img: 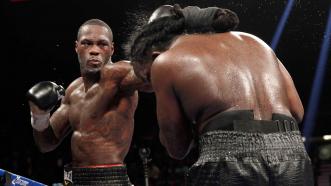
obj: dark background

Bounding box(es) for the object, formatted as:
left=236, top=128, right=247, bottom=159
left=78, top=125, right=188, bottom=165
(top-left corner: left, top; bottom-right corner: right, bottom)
left=2, top=0, right=331, bottom=185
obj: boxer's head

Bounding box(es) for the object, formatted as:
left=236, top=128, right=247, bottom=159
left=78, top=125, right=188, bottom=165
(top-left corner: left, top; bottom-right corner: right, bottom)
left=126, top=4, right=239, bottom=82
left=75, top=19, right=114, bottom=77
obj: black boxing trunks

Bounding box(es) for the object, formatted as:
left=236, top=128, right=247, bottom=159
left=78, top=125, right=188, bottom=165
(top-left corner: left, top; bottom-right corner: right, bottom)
left=186, top=110, right=314, bottom=186
left=64, top=164, right=132, bottom=186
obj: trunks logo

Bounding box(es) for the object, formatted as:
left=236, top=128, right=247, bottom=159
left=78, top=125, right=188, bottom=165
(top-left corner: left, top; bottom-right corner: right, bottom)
left=11, top=176, right=29, bottom=186
left=64, top=170, right=72, bottom=185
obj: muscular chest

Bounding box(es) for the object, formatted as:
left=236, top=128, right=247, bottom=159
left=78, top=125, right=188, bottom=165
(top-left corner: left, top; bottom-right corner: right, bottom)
left=67, top=83, right=134, bottom=130
left=68, top=85, right=104, bottom=128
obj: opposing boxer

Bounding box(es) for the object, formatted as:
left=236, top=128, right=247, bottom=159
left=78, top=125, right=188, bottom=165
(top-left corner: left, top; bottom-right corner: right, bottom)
left=126, top=5, right=314, bottom=185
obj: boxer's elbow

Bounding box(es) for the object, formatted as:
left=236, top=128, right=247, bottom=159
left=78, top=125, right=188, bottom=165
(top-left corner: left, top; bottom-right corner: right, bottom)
left=160, top=136, right=189, bottom=160
left=35, top=139, right=59, bottom=153
left=33, top=131, right=60, bottom=153
left=166, top=145, right=189, bottom=160
left=291, top=106, right=304, bottom=124
left=38, top=144, right=57, bottom=153
left=168, top=151, right=186, bottom=160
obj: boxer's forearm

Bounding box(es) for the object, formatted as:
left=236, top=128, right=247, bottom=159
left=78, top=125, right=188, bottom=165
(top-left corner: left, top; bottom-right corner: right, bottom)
left=120, top=69, right=153, bottom=92
left=33, top=126, right=60, bottom=153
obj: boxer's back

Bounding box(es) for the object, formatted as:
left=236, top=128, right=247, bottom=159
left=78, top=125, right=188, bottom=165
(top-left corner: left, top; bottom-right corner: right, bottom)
left=155, top=31, right=298, bottom=132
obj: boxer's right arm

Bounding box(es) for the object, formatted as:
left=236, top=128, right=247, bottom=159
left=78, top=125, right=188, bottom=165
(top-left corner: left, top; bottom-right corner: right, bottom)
left=27, top=81, right=74, bottom=153
left=103, top=61, right=153, bottom=92
left=278, top=59, right=304, bottom=123
left=31, top=99, right=71, bottom=153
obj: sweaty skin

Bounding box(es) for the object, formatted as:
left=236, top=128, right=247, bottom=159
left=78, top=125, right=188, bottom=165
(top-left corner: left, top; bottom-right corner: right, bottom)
left=148, top=31, right=303, bottom=159
left=53, top=61, right=138, bottom=166
left=31, top=23, right=144, bottom=167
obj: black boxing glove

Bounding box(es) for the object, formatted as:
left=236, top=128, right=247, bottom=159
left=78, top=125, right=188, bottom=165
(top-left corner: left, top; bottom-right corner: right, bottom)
left=27, top=81, right=65, bottom=111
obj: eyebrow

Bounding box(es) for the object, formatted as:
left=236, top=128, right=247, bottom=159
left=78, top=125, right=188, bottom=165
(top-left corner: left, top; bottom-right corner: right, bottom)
left=80, top=39, right=110, bottom=43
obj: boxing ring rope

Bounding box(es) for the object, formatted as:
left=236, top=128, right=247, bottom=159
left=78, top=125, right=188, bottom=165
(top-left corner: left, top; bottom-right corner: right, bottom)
left=0, top=169, right=46, bottom=186
left=303, top=5, right=331, bottom=151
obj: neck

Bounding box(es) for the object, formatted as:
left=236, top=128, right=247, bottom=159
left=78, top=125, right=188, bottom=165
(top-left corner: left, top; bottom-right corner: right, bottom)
left=82, top=73, right=100, bottom=91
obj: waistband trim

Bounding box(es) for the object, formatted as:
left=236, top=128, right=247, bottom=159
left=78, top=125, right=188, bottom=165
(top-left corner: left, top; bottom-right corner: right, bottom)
left=75, top=164, right=124, bottom=169
left=201, top=110, right=299, bottom=134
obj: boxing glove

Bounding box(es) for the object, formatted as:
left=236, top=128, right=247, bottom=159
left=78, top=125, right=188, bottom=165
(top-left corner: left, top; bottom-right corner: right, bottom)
left=27, top=81, right=65, bottom=111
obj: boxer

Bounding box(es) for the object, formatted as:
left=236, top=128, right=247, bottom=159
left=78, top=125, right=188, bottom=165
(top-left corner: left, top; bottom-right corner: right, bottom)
left=126, top=5, right=314, bottom=185
left=27, top=19, right=148, bottom=185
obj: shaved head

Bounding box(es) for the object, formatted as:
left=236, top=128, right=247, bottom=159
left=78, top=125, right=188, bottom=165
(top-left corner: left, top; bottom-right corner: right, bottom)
left=77, top=19, right=113, bottom=41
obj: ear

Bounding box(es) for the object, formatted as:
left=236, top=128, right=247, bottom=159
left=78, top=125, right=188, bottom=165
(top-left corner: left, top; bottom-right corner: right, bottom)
left=152, top=51, right=161, bottom=61
left=75, top=41, right=78, bottom=53
left=110, top=42, right=115, bottom=56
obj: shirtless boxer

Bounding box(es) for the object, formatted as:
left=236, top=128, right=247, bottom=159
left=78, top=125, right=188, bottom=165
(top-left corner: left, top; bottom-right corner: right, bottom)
left=126, top=5, right=314, bottom=186
left=27, top=19, right=147, bottom=185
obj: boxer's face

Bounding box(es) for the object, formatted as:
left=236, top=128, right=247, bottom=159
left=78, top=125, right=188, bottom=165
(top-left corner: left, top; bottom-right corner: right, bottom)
left=75, top=25, right=114, bottom=76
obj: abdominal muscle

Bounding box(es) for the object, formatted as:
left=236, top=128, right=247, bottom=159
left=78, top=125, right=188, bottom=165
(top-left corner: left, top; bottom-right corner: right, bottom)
left=70, top=127, right=131, bottom=167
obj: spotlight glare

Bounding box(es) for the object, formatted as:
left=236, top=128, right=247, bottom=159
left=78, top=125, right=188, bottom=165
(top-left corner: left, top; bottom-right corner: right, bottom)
left=323, top=135, right=331, bottom=141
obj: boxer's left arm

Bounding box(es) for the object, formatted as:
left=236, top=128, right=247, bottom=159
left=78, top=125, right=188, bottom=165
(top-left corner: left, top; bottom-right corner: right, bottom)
left=112, top=61, right=153, bottom=92
left=151, top=60, right=193, bottom=160
left=32, top=97, right=71, bottom=153
left=30, top=80, right=78, bottom=153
